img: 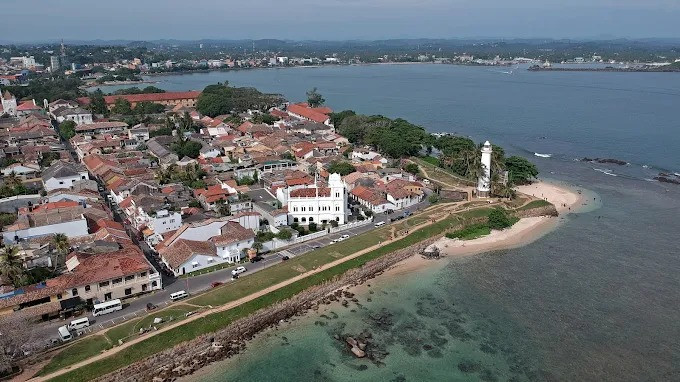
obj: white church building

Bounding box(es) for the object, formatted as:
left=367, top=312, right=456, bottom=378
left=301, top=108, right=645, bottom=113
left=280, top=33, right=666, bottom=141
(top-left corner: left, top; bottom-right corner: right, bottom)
left=282, top=173, right=348, bottom=225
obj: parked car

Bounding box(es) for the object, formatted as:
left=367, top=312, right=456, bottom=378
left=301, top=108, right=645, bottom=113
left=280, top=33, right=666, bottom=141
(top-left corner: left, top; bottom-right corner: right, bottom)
left=281, top=255, right=290, bottom=261
left=211, top=281, right=224, bottom=288
left=375, top=221, right=386, bottom=227
left=310, top=244, right=321, bottom=249
left=146, top=303, right=157, bottom=311
left=231, top=266, right=247, bottom=276
left=337, top=234, right=350, bottom=242
left=250, top=256, right=263, bottom=263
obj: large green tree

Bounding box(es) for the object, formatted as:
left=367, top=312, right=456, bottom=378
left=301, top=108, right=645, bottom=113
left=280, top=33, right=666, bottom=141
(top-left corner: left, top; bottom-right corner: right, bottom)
left=327, top=161, right=356, bottom=176
left=196, top=82, right=283, bottom=118
left=111, top=98, right=133, bottom=115
left=88, top=89, right=109, bottom=115
left=58, top=120, right=76, bottom=140
left=505, top=156, right=539, bottom=185
left=0, top=246, right=24, bottom=287
left=306, top=87, right=325, bottom=107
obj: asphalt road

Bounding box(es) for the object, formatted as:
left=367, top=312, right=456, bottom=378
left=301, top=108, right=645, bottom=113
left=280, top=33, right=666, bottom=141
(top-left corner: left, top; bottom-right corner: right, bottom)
left=33, top=196, right=429, bottom=346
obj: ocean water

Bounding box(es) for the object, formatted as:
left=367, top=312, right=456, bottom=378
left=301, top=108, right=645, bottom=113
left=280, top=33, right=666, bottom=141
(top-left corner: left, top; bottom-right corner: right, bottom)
left=100, top=65, right=680, bottom=381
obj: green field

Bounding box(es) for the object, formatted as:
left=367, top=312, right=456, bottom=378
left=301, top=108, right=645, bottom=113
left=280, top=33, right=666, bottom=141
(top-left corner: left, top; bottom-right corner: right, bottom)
left=39, top=336, right=112, bottom=376
left=446, top=223, right=491, bottom=240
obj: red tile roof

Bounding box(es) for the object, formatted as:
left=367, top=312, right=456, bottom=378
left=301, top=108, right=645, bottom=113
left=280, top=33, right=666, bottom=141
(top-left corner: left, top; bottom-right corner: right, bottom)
left=77, top=91, right=201, bottom=106
left=287, top=103, right=331, bottom=124
left=290, top=187, right=330, bottom=198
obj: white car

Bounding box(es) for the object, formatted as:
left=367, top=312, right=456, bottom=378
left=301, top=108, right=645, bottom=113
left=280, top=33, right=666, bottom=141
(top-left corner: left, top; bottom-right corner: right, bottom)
left=231, top=266, right=247, bottom=276
left=337, top=234, right=351, bottom=241
left=375, top=221, right=386, bottom=227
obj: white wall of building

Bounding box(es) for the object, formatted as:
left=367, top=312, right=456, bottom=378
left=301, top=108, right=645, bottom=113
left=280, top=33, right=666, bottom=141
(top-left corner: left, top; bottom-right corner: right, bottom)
left=44, top=172, right=90, bottom=192
left=3, top=218, right=89, bottom=244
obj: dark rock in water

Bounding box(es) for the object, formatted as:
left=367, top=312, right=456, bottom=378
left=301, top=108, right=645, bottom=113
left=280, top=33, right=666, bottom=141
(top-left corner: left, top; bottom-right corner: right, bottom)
left=581, top=157, right=628, bottom=165
left=655, top=176, right=680, bottom=185
left=423, top=344, right=433, bottom=350
left=458, top=360, right=482, bottom=373
left=427, top=348, right=443, bottom=358
left=367, top=298, right=372, bottom=302
left=358, top=364, right=368, bottom=371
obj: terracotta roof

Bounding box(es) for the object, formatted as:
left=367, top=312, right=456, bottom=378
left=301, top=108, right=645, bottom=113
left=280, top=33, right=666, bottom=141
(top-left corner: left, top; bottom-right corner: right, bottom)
left=17, top=101, right=41, bottom=111
left=287, top=103, right=331, bottom=124
left=290, top=187, right=331, bottom=198
left=210, top=221, right=255, bottom=246
left=77, top=91, right=201, bottom=106
left=159, top=239, right=217, bottom=269
left=31, top=200, right=80, bottom=212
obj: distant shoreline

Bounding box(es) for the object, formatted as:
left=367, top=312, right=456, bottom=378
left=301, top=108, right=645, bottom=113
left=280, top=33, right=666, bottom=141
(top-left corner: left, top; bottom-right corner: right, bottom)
left=528, top=66, right=680, bottom=73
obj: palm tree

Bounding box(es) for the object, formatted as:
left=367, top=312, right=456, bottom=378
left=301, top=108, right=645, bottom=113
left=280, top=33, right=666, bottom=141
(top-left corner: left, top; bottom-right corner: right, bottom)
left=0, top=246, right=24, bottom=287
left=251, top=242, right=263, bottom=254
left=51, top=234, right=70, bottom=271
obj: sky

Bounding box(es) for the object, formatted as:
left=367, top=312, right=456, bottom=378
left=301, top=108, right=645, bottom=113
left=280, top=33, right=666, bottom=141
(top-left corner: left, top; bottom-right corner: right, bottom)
left=2, top=0, right=680, bottom=42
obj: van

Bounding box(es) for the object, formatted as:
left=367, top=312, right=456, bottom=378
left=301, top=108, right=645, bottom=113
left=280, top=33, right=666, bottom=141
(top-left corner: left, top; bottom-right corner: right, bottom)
left=374, top=221, right=386, bottom=227
left=58, top=325, right=72, bottom=342
left=170, top=290, right=188, bottom=301
left=68, top=317, right=90, bottom=331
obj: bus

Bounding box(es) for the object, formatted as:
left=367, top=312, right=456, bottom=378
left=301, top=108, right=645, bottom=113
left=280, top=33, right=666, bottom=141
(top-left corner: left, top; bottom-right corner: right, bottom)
left=92, top=299, right=123, bottom=317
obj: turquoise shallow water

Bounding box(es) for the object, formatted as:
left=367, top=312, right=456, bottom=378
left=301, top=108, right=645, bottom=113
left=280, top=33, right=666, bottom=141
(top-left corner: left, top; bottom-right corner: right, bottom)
left=102, top=65, right=680, bottom=381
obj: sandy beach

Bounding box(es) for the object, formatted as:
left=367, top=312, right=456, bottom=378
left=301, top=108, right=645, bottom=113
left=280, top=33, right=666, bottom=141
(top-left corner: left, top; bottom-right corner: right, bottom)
left=384, top=180, right=586, bottom=276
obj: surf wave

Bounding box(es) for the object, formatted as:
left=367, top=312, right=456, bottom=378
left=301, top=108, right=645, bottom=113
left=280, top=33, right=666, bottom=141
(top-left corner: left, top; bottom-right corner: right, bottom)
left=534, top=153, right=552, bottom=158
left=593, top=168, right=617, bottom=177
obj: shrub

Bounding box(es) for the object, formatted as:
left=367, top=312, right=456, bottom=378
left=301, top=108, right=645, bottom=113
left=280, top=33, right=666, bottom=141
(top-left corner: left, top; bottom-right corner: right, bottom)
left=487, top=208, right=512, bottom=230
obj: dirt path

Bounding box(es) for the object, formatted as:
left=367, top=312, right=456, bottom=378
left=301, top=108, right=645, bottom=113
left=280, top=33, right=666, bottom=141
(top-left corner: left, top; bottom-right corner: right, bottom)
left=31, top=204, right=460, bottom=382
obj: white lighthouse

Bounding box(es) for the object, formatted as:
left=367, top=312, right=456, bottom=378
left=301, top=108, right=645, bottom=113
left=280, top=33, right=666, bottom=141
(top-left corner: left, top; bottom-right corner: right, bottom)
left=477, top=141, right=492, bottom=198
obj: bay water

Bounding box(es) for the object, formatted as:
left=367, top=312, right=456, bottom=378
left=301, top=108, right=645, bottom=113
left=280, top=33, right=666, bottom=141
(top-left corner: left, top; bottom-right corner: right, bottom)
left=100, top=65, right=680, bottom=381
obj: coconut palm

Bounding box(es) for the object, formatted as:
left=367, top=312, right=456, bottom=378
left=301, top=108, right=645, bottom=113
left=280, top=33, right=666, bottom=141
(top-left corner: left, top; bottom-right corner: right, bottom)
left=51, top=234, right=70, bottom=271
left=0, top=246, right=24, bottom=287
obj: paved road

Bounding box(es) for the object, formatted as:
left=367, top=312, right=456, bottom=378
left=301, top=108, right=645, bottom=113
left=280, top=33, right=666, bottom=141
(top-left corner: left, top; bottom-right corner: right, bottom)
left=34, top=196, right=429, bottom=345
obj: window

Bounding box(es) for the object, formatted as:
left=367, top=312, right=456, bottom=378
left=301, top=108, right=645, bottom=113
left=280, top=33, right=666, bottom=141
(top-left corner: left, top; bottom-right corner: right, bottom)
left=336, top=193, right=340, bottom=197
left=293, top=207, right=298, bottom=212
left=309, top=217, right=314, bottom=222
left=140, top=272, right=147, bottom=277
left=99, top=281, right=110, bottom=288
left=125, top=288, right=132, bottom=296
left=192, top=263, right=199, bottom=269
left=72, top=288, right=78, bottom=296
left=302, top=217, right=307, bottom=222
left=309, top=206, right=313, bottom=211
left=301, top=207, right=306, bottom=212
left=336, top=206, right=340, bottom=211
left=57, top=293, right=62, bottom=300
left=125, top=275, right=135, bottom=282
left=85, top=285, right=91, bottom=292
left=112, top=278, right=122, bottom=285
left=59, top=181, right=64, bottom=185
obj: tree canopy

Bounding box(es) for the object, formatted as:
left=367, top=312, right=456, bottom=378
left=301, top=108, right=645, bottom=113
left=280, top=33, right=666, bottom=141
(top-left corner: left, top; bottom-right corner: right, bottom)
left=88, top=89, right=108, bottom=115
left=58, top=120, right=76, bottom=140
left=171, top=140, right=203, bottom=159
left=306, top=87, right=325, bottom=107
left=327, top=161, right=356, bottom=176
left=505, top=156, right=539, bottom=185
left=196, top=82, right=284, bottom=117
left=335, top=112, right=433, bottom=158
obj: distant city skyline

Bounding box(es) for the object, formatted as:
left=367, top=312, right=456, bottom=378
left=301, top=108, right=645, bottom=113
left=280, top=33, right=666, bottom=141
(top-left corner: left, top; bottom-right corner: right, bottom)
left=2, top=0, right=680, bottom=43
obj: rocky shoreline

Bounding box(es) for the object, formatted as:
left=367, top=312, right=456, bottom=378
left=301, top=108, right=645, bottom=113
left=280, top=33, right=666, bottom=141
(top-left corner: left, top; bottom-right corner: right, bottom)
left=83, top=207, right=555, bottom=382
left=93, top=237, right=443, bottom=382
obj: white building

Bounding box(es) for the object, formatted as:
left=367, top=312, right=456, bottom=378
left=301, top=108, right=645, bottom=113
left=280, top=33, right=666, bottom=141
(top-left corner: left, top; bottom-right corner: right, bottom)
left=2, top=209, right=89, bottom=244
left=53, top=107, right=93, bottom=125
left=477, top=141, right=492, bottom=198
left=1, top=90, right=17, bottom=116
left=285, top=173, right=348, bottom=225
left=158, top=220, right=255, bottom=275
left=42, top=161, right=90, bottom=192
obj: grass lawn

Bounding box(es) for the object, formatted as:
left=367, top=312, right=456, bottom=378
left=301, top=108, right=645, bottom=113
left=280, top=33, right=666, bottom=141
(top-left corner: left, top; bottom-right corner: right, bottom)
left=106, top=305, right=198, bottom=344
left=411, top=157, right=475, bottom=187
left=446, top=224, right=491, bottom=240
left=38, top=336, right=112, bottom=376
left=518, top=199, right=552, bottom=210
left=47, top=215, right=464, bottom=382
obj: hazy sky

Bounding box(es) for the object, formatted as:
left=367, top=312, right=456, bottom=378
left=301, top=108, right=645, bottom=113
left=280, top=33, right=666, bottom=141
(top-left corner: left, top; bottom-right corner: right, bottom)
left=2, top=0, right=680, bottom=42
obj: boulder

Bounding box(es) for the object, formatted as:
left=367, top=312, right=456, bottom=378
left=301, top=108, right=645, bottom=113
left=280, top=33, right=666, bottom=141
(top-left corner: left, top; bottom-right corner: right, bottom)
left=351, top=346, right=366, bottom=358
